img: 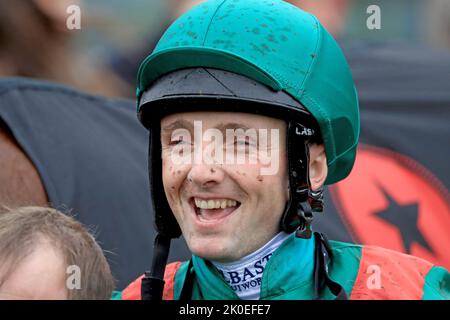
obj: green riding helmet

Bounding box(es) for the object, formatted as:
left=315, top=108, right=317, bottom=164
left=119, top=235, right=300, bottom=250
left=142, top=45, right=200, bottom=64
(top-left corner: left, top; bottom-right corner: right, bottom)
left=137, top=0, right=360, bottom=300
left=138, top=0, right=360, bottom=185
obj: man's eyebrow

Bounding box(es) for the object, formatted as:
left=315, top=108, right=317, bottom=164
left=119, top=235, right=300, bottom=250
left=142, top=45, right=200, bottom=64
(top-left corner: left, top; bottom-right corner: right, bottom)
left=215, top=122, right=253, bottom=132
left=162, top=120, right=253, bottom=133
left=161, top=119, right=194, bottom=132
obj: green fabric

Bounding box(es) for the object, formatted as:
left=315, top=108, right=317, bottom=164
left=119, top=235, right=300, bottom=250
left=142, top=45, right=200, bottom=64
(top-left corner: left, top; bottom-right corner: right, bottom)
left=324, top=241, right=363, bottom=299
left=111, top=290, right=122, bottom=300
left=172, top=233, right=362, bottom=300
left=136, top=0, right=360, bottom=185
left=114, top=240, right=450, bottom=300
left=173, top=260, right=191, bottom=300
left=422, top=266, right=450, bottom=300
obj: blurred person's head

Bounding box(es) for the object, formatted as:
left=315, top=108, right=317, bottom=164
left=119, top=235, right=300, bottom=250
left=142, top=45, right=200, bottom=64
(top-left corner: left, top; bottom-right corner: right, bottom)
left=287, top=0, right=350, bottom=36
left=0, top=0, right=130, bottom=97
left=0, top=206, right=114, bottom=300
left=168, top=0, right=207, bottom=20
left=0, top=0, right=76, bottom=77
left=167, top=0, right=349, bottom=36
left=426, top=0, right=450, bottom=50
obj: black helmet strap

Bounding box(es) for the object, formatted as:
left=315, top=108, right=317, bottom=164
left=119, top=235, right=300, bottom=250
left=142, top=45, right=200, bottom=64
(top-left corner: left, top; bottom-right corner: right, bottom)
left=280, top=121, right=324, bottom=238
left=141, top=234, right=171, bottom=300
left=149, top=126, right=182, bottom=238
left=141, top=126, right=179, bottom=300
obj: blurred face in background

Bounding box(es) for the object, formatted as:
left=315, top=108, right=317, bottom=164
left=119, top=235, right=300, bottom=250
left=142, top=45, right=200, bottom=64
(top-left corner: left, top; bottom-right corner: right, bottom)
left=287, top=0, right=349, bottom=36
left=0, top=237, right=67, bottom=300
left=169, top=0, right=206, bottom=19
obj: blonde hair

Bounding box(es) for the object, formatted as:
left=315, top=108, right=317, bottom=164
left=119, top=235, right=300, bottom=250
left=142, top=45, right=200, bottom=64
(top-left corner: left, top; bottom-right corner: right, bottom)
left=0, top=206, right=115, bottom=299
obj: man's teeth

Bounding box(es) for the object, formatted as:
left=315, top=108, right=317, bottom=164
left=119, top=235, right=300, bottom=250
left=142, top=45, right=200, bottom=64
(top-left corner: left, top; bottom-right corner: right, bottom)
left=194, top=199, right=238, bottom=209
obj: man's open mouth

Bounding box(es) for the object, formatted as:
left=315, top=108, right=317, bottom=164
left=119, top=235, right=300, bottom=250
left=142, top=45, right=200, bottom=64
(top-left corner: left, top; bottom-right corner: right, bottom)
left=191, top=197, right=241, bottom=222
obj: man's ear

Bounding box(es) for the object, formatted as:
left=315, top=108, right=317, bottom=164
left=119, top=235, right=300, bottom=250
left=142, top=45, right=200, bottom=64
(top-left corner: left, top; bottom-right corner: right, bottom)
left=308, top=143, right=328, bottom=191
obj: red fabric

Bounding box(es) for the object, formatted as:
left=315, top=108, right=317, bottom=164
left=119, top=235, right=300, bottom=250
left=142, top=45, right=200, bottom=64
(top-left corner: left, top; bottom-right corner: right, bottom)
left=122, top=261, right=182, bottom=300
left=350, top=246, right=433, bottom=300
left=122, top=274, right=144, bottom=300
left=163, top=261, right=182, bottom=300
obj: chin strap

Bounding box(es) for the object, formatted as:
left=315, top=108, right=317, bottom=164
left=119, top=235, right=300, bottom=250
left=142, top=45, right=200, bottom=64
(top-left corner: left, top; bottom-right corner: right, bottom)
left=296, top=200, right=314, bottom=239
left=141, top=234, right=171, bottom=300
left=284, top=121, right=324, bottom=239
left=287, top=123, right=345, bottom=298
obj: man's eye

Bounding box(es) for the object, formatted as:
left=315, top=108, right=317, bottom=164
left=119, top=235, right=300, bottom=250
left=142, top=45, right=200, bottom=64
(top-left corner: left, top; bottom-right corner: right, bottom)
left=169, top=139, right=187, bottom=145
left=235, top=138, right=257, bottom=147
left=235, top=139, right=250, bottom=146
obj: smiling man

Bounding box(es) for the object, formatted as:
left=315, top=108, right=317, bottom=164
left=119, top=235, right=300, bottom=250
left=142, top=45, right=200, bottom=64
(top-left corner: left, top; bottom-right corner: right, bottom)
left=119, top=0, right=449, bottom=300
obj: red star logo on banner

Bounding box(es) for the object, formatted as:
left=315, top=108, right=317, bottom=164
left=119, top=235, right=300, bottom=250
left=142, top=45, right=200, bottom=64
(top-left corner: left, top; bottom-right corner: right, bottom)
left=330, top=144, right=450, bottom=269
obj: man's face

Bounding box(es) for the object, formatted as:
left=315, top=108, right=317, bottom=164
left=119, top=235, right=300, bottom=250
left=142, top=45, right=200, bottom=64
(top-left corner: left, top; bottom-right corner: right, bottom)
left=161, top=111, right=288, bottom=262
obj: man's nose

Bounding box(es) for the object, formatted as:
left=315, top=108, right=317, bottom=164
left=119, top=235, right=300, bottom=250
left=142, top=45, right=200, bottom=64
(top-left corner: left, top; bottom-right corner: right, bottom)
left=187, top=164, right=225, bottom=188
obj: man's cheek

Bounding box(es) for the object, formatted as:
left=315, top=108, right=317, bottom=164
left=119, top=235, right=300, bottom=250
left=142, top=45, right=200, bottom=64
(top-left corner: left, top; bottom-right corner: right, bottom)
left=167, top=191, right=178, bottom=204
left=162, top=169, right=177, bottom=203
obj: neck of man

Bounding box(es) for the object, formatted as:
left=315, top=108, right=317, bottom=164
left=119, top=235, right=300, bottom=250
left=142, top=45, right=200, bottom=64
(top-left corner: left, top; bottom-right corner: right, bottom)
left=211, top=231, right=292, bottom=300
